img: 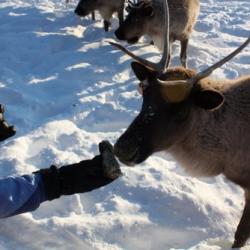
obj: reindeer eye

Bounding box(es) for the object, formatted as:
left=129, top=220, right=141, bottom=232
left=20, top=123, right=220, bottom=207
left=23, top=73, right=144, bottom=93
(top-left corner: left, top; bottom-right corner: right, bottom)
left=137, top=82, right=144, bottom=95
left=137, top=80, right=149, bottom=95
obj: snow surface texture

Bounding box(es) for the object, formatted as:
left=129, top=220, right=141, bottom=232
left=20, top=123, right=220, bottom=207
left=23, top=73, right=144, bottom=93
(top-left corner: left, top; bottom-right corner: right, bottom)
left=0, top=0, right=249, bottom=249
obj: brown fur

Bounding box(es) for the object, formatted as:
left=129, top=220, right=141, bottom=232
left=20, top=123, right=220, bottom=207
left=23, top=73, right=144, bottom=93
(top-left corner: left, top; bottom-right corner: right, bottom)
left=169, top=74, right=250, bottom=247
left=170, top=75, right=250, bottom=182
left=114, top=64, right=250, bottom=248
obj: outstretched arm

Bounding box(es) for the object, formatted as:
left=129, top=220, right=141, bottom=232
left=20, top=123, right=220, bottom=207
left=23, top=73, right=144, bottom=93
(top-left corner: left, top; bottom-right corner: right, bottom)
left=0, top=105, right=121, bottom=218
left=0, top=141, right=121, bottom=218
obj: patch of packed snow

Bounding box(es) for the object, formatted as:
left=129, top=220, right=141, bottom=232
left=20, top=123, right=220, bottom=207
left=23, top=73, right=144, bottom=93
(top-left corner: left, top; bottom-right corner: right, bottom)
left=0, top=0, right=249, bottom=249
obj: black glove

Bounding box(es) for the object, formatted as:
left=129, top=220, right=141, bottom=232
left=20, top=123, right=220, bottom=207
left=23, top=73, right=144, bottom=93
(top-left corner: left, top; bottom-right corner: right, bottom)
left=0, top=104, right=16, bottom=142
left=38, top=141, right=122, bottom=201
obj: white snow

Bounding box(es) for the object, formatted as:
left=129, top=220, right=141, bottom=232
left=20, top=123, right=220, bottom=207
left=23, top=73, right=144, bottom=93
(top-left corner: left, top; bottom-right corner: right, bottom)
left=0, top=0, right=249, bottom=249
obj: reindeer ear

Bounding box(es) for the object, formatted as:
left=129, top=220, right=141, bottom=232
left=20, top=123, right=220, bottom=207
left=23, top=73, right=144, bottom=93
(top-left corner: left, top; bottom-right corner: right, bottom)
left=194, top=89, right=224, bottom=110
left=131, top=61, right=150, bottom=81
left=143, top=6, right=154, bottom=17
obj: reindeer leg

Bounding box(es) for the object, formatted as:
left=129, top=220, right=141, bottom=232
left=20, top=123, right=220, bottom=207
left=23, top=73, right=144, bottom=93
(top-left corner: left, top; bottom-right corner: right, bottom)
left=102, top=10, right=112, bottom=32
left=91, top=11, right=95, bottom=21
left=166, top=42, right=172, bottom=67
left=104, top=20, right=110, bottom=32
left=232, top=189, right=250, bottom=248
left=180, top=38, right=188, bottom=68
left=118, top=3, right=124, bottom=25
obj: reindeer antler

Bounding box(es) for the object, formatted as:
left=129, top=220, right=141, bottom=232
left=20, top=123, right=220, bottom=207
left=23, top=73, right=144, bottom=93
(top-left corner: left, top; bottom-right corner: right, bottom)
left=188, top=37, right=250, bottom=84
left=158, top=36, right=250, bottom=103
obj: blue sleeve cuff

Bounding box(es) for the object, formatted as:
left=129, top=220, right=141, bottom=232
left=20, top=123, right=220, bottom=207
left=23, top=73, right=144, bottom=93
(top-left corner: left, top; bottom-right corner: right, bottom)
left=0, top=173, right=47, bottom=218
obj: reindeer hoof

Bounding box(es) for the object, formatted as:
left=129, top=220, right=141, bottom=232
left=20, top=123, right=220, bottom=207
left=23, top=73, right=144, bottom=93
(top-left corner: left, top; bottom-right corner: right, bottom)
left=104, top=20, right=110, bottom=32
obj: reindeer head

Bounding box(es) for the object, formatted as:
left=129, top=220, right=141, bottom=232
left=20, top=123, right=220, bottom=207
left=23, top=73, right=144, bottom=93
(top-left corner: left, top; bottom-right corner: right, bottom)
left=115, top=0, right=154, bottom=44
left=111, top=0, right=250, bottom=166
left=114, top=64, right=227, bottom=165
left=75, top=0, right=98, bottom=17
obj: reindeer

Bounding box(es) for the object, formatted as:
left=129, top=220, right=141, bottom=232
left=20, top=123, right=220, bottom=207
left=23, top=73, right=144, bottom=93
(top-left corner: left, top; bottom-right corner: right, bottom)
left=115, top=0, right=200, bottom=68
left=110, top=0, right=250, bottom=247
left=66, top=0, right=95, bottom=21
left=74, top=0, right=125, bottom=32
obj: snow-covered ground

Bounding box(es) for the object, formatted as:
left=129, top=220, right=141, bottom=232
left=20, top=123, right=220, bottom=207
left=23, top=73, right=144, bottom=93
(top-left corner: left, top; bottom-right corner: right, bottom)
left=0, top=0, right=249, bottom=249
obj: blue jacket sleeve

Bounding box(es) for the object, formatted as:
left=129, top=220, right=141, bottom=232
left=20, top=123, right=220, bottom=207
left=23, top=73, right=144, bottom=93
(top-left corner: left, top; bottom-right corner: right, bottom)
left=0, top=173, right=47, bottom=218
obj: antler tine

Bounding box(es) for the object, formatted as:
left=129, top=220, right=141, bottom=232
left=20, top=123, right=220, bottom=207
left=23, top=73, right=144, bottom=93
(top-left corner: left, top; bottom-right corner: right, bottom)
left=109, top=0, right=170, bottom=73
left=189, top=36, right=250, bottom=84
left=109, top=41, right=163, bottom=71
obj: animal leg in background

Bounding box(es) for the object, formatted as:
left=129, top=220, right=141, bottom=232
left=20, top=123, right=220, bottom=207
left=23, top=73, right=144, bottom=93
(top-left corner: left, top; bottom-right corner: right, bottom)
left=104, top=20, right=111, bottom=32
left=118, top=2, right=124, bottom=25
left=101, top=9, right=113, bottom=32
left=166, top=40, right=173, bottom=68
left=91, top=11, right=95, bottom=20
left=180, top=38, right=188, bottom=68
left=233, top=189, right=250, bottom=248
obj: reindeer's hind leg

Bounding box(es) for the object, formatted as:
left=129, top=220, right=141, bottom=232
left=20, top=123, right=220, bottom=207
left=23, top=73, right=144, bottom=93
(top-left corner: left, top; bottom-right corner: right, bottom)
left=118, top=2, right=124, bottom=25
left=166, top=42, right=172, bottom=67
left=180, top=38, right=188, bottom=68
left=232, top=189, right=250, bottom=248
left=102, top=10, right=113, bottom=32
left=91, top=11, right=95, bottom=21
left=104, top=20, right=111, bottom=32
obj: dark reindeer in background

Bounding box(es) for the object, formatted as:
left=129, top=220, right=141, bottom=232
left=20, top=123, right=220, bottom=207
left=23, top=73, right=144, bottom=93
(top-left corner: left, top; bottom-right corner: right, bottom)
left=74, top=0, right=125, bottom=31
left=115, top=0, right=200, bottom=68
left=66, top=0, right=95, bottom=20
left=110, top=0, right=250, bottom=247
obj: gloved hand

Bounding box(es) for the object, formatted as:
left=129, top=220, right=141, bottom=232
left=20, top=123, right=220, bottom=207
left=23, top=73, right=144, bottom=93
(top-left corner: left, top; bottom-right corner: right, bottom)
left=0, top=104, right=16, bottom=142
left=38, top=141, right=122, bottom=201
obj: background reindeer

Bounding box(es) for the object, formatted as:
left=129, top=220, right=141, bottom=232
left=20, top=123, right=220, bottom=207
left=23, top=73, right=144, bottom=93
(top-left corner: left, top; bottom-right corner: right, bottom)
left=110, top=0, right=250, bottom=247
left=66, top=0, right=95, bottom=20
left=74, top=0, right=125, bottom=31
left=115, top=0, right=200, bottom=68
